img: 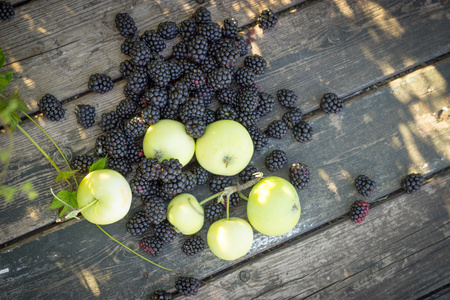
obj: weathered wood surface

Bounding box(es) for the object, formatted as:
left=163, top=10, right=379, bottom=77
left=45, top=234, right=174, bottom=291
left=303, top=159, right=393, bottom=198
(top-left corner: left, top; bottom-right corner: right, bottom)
left=0, top=0, right=306, bottom=112
left=1, top=0, right=449, bottom=244
left=1, top=56, right=449, bottom=299
left=188, top=171, right=450, bottom=300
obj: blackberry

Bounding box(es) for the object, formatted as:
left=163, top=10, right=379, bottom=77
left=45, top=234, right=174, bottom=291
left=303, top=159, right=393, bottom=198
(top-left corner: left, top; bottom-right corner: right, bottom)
left=191, top=86, right=214, bottom=106
left=235, top=67, right=256, bottom=87
left=289, top=163, right=310, bottom=189
left=130, top=171, right=151, bottom=197
left=167, top=81, right=189, bottom=110
left=179, top=19, right=196, bottom=41
left=75, top=105, right=96, bottom=128
left=210, top=175, right=232, bottom=193
left=145, top=179, right=163, bottom=198
left=182, top=236, right=205, bottom=256
left=184, top=171, right=197, bottom=191
left=175, top=276, right=201, bottom=296
left=182, top=69, right=206, bottom=91
left=141, top=30, right=166, bottom=53
left=160, top=105, right=179, bottom=120
left=221, top=192, right=241, bottom=208
left=350, top=200, right=370, bottom=224
left=239, top=165, right=258, bottom=182
left=321, top=93, right=344, bottom=114
left=108, top=157, right=132, bottom=176
left=38, top=94, right=65, bottom=121
left=142, top=86, right=168, bottom=108
left=88, top=73, right=114, bottom=94
left=215, top=105, right=237, bottom=121
left=257, top=92, right=275, bottom=117
left=190, top=165, right=210, bottom=185
left=99, top=111, right=120, bottom=133
left=257, top=9, right=278, bottom=30
left=178, top=59, right=198, bottom=74
left=204, top=203, right=225, bottom=221
left=121, top=35, right=140, bottom=56
left=282, top=108, right=303, bottom=129
left=277, top=89, right=298, bottom=108
left=150, top=290, right=173, bottom=300
left=168, top=62, right=184, bottom=82
left=159, top=158, right=183, bottom=183
left=154, top=220, right=177, bottom=243
left=267, top=120, right=288, bottom=139
left=265, top=150, right=287, bottom=172
left=128, top=143, right=145, bottom=163
left=222, top=18, right=238, bottom=38
left=187, top=35, right=209, bottom=63
left=119, top=60, right=135, bottom=79
left=105, top=127, right=130, bottom=158
left=115, top=13, right=137, bottom=37
left=203, top=108, right=216, bottom=126
left=179, top=97, right=205, bottom=123
left=141, top=105, right=161, bottom=125
left=172, top=42, right=188, bottom=60
left=355, top=175, right=376, bottom=197
left=126, top=67, right=148, bottom=95
left=139, top=158, right=162, bottom=181
left=157, top=21, right=179, bottom=40
left=236, top=110, right=261, bottom=128
left=193, top=7, right=211, bottom=24
left=126, top=211, right=151, bottom=236
left=209, top=37, right=235, bottom=57
left=196, top=22, right=222, bottom=42
left=93, top=135, right=107, bottom=157
left=0, top=1, right=14, bottom=20
left=238, top=87, right=259, bottom=112
left=124, top=116, right=147, bottom=138
left=215, top=46, right=240, bottom=69
left=130, top=41, right=155, bottom=67
left=140, top=236, right=165, bottom=256
left=235, top=33, right=248, bottom=56
left=162, top=172, right=188, bottom=195
left=293, top=122, right=313, bottom=143
left=185, top=118, right=206, bottom=138
left=123, top=84, right=142, bottom=104
left=217, top=87, right=238, bottom=107
left=116, top=98, right=137, bottom=119
left=200, top=55, right=219, bottom=75
left=70, top=154, right=94, bottom=173
left=148, top=60, right=172, bottom=87
left=145, top=197, right=166, bottom=225
left=401, top=173, right=424, bottom=194
left=244, top=55, right=267, bottom=75
left=247, top=125, right=268, bottom=151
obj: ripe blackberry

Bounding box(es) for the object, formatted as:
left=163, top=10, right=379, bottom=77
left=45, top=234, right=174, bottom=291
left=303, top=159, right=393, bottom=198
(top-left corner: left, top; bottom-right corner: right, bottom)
left=200, top=55, right=219, bottom=75
left=182, top=236, right=205, bottom=256
left=178, top=59, right=198, bottom=74
left=187, top=35, right=209, bottom=63
left=145, top=198, right=166, bottom=225
left=141, top=30, right=166, bottom=53
left=215, top=105, right=237, bottom=121
left=38, top=94, right=65, bottom=121
left=185, top=118, right=206, bottom=138
left=121, top=35, right=140, bottom=56
left=93, top=135, right=107, bottom=157
left=222, top=18, right=238, bottom=38
left=141, top=105, right=161, bottom=126
left=160, top=105, right=179, bottom=121
left=88, top=73, right=114, bottom=94
left=239, top=165, right=258, bottom=183
left=176, top=276, right=201, bottom=296
left=108, top=157, right=132, bottom=176
left=190, top=165, right=210, bottom=185
left=235, top=67, right=256, bottom=87
left=71, top=154, right=94, bottom=173
left=293, top=122, right=313, bottom=143
left=238, top=87, right=259, bottom=112
left=148, top=60, right=172, bottom=87
left=277, top=89, right=298, bottom=108
left=350, top=200, right=370, bottom=224
left=210, top=175, right=232, bottom=193
left=355, top=175, right=376, bottom=197
left=130, top=41, right=155, bottom=67
left=257, top=9, right=278, bottom=30
left=157, top=21, right=179, bottom=40
left=179, top=19, right=196, bottom=41
left=106, top=127, right=130, bottom=158
left=139, top=158, right=162, bottom=181
left=193, top=7, right=211, bottom=24
left=116, top=98, right=137, bottom=119
left=162, top=172, right=188, bottom=195
left=289, top=163, right=310, bottom=189
left=145, top=179, right=163, bottom=198
left=168, top=62, right=184, bottom=82
left=130, top=171, right=151, bottom=197
left=126, top=67, right=148, bottom=95
left=282, top=108, right=303, bottom=129
left=172, top=42, right=188, bottom=60
left=75, top=105, right=96, bottom=128
left=257, top=92, right=275, bottom=117
left=167, top=81, right=189, bottom=110
left=197, top=22, right=222, bottom=42
left=217, top=87, right=238, bottom=107
left=190, top=86, right=214, bottom=106
left=124, top=116, right=148, bottom=138
left=204, top=203, right=225, bottom=221
left=236, top=110, right=261, bottom=128
left=321, top=93, right=344, bottom=114
left=179, top=97, right=205, bottom=123
left=115, top=13, right=137, bottom=37
left=140, top=236, right=165, bottom=256
left=128, top=143, right=145, bottom=163
left=142, top=86, right=168, bottom=108
left=0, top=1, right=14, bottom=20
left=184, top=171, right=197, bottom=191
left=267, top=120, right=288, bottom=139
left=119, top=60, right=135, bottom=79
left=244, top=55, right=267, bottom=75
left=401, top=173, right=424, bottom=194
left=203, top=108, right=216, bottom=126
left=150, top=290, right=173, bottom=300
left=159, top=158, right=183, bottom=183
left=235, top=33, right=248, bottom=56
left=246, top=125, right=268, bottom=151
left=266, top=150, right=287, bottom=172
left=126, top=211, right=151, bottom=236
left=221, top=192, right=241, bottom=209
left=154, top=220, right=177, bottom=243
left=123, top=84, right=142, bottom=104
left=182, top=69, right=206, bottom=91
left=209, top=37, right=235, bottom=57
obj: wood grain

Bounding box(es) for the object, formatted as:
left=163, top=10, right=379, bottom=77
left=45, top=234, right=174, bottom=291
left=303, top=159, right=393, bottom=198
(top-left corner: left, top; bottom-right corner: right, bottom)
left=188, top=171, right=450, bottom=300
left=1, top=57, right=449, bottom=299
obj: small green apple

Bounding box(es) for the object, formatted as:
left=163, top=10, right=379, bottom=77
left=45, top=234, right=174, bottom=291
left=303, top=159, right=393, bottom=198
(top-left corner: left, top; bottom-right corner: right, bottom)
left=143, top=119, right=195, bottom=166
left=247, top=176, right=301, bottom=236
left=167, top=193, right=204, bottom=235
left=77, top=169, right=132, bottom=225
left=195, top=120, right=254, bottom=176
left=207, top=217, right=254, bottom=261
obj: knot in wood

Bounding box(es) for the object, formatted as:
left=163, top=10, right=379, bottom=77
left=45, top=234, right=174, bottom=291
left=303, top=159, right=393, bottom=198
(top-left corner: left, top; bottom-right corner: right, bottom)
left=239, top=270, right=250, bottom=282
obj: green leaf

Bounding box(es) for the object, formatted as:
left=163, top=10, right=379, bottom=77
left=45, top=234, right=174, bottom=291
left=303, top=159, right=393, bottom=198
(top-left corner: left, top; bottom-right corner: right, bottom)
left=0, top=72, right=13, bottom=93
left=0, top=149, right=9, bottom=162
left=0, top=184, right=17, bottom=202
left=27, top=190, right=38, bottom=201
left=48, top=190, right=77, bottom=209
left=89, top=155, right=108, bottom=172
left=55, top=170, right=78, bottom=182
left=0, top=47, right=5, bottom=69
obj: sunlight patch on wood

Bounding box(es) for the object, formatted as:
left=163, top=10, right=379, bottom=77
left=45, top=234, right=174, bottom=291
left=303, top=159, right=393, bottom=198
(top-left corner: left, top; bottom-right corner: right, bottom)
left=317, top=168, right=341, bottom=201
left=82, top=269, right=101, bottom=297
left=22, top=77, right=36, bottom=90
left=9, top=62, right=23, bottom=73
left=26, top=206, right=39, bottom=221
left=366, top=0, right=405, bottom=39
left=398, top=123, right=428, bottom=173
left=359, top=44, right=395, bottom=76
left=334, top=0, right=355, bottom=19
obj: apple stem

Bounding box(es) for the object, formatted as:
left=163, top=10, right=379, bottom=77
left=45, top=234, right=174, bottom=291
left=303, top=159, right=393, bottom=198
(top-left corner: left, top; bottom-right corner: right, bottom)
left=226, top=193, right=230, bottom=220
left=78, top=199, right=99, bottom=212
left=199, top=192, right=224, bottom=206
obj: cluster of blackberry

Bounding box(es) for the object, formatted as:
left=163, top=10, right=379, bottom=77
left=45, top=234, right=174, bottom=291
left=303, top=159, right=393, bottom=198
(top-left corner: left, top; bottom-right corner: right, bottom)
left=0, top=1, right=14, bottom=20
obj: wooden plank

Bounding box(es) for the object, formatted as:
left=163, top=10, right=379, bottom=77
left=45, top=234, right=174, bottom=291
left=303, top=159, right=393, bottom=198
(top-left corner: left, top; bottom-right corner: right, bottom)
left=1, top=55, right=449, bottom=298
left=0, top=0, right=306, bottom=112
left=188, top=171, right=450, bottom=300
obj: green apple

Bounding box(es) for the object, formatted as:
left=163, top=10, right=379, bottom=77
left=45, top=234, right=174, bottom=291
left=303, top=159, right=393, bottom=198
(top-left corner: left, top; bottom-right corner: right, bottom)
left=195, top=120, right=254, bottom=176
left=143, top=119, right=195, bottom=166
left=207, top=217, right=254, bottom=261
left=167, top=193, right=204, bottom=235
left=77, top=169, right=132, bottom=225
left=247, top=176, right=301, bottom=236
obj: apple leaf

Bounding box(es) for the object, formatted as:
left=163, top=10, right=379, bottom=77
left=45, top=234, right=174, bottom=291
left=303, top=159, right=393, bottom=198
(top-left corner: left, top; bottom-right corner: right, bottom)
left=89, top=155, right=108, bottom=173
left=55, top=170, right=78, bottom=182
left=21, top=181, right=38, bottom=201
left=0, top=184, right=17, bottom=202
left=47, top=190, right=78, bottom=217
left=0, top=71, right=13, bottom=93
left=0, top=47, right=5, bottom=69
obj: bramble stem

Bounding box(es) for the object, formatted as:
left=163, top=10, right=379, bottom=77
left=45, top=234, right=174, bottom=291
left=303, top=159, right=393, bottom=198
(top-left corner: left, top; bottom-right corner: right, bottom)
left=226, top=193, right=230, bottom=220
left=238, top=192, right=249, bottom=201
left=199, top=192, right=223, bottom=206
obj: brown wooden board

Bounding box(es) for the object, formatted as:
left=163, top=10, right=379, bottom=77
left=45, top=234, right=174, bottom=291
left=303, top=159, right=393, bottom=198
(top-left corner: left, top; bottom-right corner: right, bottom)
left=1, top=0, right=449, bottom=243
left=1, top=56, right=449, bottom=298
left=188, top=171, right=450, bottom=300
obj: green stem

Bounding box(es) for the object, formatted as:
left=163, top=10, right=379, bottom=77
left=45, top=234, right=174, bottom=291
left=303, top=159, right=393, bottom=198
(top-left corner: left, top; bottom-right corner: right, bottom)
left=226, top=193, right=230, bottom=220
left=238, top=192, right=249, bottom=201
left=0, top=127, right=14, bottom=182
left=199, top=192, right=223, bottom=206
left=78, top=199, right=98, bottom=212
